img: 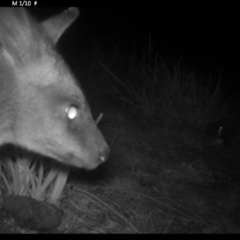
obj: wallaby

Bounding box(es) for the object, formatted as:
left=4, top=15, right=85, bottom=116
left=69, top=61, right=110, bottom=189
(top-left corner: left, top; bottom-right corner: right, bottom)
left=0, top=7, right=109, bottom=169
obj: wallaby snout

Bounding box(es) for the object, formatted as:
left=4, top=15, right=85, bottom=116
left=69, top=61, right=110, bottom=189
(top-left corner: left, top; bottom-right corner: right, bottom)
left=0, top=7, right=109, bottom=169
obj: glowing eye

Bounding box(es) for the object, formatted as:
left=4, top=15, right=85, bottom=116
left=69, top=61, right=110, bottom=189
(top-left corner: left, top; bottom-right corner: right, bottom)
left=66, top=105, right=77, bottom=119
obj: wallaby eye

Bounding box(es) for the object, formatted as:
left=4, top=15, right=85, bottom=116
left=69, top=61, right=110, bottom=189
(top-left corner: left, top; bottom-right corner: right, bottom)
left=66, top=105, right=78, bottom=120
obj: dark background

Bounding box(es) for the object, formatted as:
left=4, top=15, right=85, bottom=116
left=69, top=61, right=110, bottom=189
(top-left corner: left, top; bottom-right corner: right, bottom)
left=29, top=4, right=240, bottom=94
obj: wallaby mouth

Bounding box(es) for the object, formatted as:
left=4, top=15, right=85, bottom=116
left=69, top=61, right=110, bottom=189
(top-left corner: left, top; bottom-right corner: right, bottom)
left=73, top=130, right=110, bottom=169
left=44, top=124, right=110, bottom=170
left=67, top=144, right=110, bottom=170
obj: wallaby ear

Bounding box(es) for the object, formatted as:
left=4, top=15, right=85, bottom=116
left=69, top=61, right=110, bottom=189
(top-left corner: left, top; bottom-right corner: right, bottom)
left=41, top=8, right=79, bottom=44
left=0, top=8, right=32, bottom=63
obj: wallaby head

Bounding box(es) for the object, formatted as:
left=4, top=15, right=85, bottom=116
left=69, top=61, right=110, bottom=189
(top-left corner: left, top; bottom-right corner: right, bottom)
left=0, top=7, right=109, bottom=169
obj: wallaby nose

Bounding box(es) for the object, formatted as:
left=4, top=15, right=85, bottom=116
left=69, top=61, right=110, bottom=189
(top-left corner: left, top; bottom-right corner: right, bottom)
left=99, top=145, right=110, bottom=163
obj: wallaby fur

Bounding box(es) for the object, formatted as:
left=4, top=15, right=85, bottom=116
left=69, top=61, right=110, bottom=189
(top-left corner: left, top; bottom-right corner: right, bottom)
left=0, top=7, right=109, bottom=169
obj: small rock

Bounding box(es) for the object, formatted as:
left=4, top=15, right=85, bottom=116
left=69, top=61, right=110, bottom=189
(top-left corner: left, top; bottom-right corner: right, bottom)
left=2, top=195, right=63, bottom=232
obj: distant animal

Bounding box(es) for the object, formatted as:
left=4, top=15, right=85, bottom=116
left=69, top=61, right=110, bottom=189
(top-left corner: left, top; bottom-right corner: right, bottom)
left=0, top=7, right=109, bottom=169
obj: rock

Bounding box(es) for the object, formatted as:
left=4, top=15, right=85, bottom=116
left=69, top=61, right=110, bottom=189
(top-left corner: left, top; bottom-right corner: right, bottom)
left=2, top=195, right=63, bottom=232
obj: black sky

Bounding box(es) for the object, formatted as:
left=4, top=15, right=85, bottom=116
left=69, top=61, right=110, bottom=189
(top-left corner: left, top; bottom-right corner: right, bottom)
left=29, top=4, right=239, bottom=88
